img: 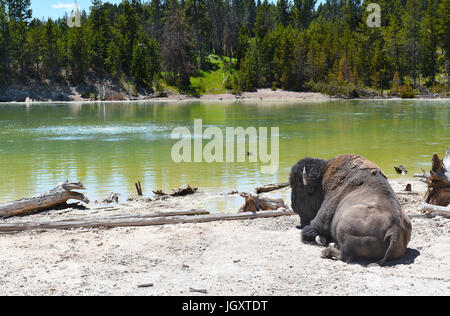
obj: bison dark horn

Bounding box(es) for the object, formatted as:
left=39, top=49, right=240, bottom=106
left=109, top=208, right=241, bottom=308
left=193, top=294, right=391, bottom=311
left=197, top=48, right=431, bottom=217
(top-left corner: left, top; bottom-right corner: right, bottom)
left=303, top=167, right=308, bottom=186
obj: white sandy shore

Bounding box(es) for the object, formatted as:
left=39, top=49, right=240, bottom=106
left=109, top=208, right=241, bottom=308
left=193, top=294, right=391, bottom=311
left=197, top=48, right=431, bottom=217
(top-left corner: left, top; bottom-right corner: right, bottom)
left=0, top=180, right=448, bottom=296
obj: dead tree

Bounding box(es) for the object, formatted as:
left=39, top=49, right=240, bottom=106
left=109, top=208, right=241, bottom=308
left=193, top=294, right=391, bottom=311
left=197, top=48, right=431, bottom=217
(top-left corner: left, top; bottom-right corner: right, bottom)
left=424, top=149, right=450, bottom=207
left=0, top=181, right=89, bottom=218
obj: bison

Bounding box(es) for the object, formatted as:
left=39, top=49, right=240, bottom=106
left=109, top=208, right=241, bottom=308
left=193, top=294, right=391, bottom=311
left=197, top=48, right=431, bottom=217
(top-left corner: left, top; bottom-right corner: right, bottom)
left=290, top=154, right=412, bottom=265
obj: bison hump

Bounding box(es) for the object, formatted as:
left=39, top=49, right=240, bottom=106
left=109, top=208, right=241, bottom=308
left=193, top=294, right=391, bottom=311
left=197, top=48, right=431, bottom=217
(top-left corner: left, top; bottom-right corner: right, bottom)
left=324, top=155, right=387, bottom=188
left=350, top=155, right=387, bottom=179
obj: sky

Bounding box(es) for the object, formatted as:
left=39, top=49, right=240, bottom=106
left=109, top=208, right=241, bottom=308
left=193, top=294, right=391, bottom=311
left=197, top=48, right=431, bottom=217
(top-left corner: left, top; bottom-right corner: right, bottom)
left=31, top=0, right=122, bottom=20
left=32, top=0, right=326, bottom=20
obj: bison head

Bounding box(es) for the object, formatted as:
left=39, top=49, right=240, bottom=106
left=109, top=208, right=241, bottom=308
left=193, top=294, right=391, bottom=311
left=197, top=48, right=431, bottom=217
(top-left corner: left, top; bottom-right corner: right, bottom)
left=289, top=157, right=328, bottom=227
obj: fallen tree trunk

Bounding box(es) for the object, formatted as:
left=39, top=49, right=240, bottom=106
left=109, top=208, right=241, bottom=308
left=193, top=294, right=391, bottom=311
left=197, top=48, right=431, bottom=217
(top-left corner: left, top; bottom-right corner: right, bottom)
left=239, top=193, right=288, bottom=213
left=0, top=181, right=89, bottom=219
left=424, top=149, right=450, bottom=206
left=0, top=210, right=296, bottom=233
left=419, top=202, right=450, bottom=217
left=395, top=191, right=421, bottom=196
left=53, top=209, right=211, bottom=223
left=255, top=182, right=290, bottom=194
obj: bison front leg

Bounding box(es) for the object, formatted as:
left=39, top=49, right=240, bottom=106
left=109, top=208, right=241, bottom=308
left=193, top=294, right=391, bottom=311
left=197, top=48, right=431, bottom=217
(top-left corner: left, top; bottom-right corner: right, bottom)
left=301, top=196, right=339, bottom=244
left=301, top=225, right=321, bottom=243
left=301, top=226, right=328, bottom=246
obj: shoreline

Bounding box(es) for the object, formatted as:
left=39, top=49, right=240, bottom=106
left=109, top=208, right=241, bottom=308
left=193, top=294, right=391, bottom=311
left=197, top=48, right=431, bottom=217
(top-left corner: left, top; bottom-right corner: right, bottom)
left=1, top=87, right=449, bottom=104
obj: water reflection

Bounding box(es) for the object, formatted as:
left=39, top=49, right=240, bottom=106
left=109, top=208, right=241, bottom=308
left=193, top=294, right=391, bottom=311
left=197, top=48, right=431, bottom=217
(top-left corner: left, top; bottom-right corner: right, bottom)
left=0, top=99, right=448, bottom=205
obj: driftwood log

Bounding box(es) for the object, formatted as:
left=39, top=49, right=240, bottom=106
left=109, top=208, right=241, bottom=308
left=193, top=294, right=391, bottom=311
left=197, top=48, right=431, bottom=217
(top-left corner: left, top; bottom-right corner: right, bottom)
left=153, top=190, right=168, bottom=197
left=424, top=149, right=450, bottom=207
left=0, top=210, right=296, bottom=233
left=419, top=202, right=450, bottom=217
left=255, top=182, right=290, bottom=194
left=153, top=185, right=198, bottom=197
left=170, top=184, right=198, bottom=197
left=0, top=181, right=89, bottom=219
left=239, top=193, right=288, bottom=213
left=414, top=171, right=431, bottom=180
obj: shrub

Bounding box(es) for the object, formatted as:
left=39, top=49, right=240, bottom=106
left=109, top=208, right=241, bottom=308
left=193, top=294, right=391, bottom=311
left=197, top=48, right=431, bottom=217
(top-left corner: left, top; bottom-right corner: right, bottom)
left=399, top=85, right=416, bottom=99
left=271, top=81, right=278, bottom=91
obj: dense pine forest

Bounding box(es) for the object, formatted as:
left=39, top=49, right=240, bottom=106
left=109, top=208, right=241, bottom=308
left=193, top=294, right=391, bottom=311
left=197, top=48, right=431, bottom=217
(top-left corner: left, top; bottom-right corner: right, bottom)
left=0, top=0, right=449, bottom=99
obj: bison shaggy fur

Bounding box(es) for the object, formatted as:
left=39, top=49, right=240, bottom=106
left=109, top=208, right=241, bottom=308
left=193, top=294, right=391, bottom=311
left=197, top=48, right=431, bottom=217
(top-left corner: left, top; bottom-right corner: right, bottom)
left=289, top=154, right=412, bottom=264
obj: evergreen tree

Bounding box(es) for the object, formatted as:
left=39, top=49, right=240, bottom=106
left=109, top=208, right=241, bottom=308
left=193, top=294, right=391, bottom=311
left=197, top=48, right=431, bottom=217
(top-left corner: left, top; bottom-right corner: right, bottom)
left=185, top=0, right=210, bottom=67
left=438, top=0, right=450, bottom=83
left=88, top=0, right=110, bottom=71
left=207, top=0, right=225, bottom=55
left=115, top=0, right=140, bottom=74
left=370, top=40, right=389, bottom=91
left=402, top=0, right=422, bottom=86
left=41, top=19, right=60, bottom=80
left=293, top=0, right=316, bottom=30
left=254, top=0, right=275, bottom=39
left=5, top=0, right=31, bottom=22
left=0, top=1, right=9, bottom=83
left=223, top=0, right=238, bottom=56
left=276, top=0, right=291, bottom=27
left=131, top=34, right=160, bottom=88
left=236, top=25, right=250, bottom=68
left=105, top=40, right=121, bottom=79
left=67, top=19, right=89, bottom=82
left=420, top=0, right=439, bottom=85
left=383, top=12, right=406, bottom=81
left=238, top=40, right=259, bottom=91
left=6, top=0, right=32, bottom=78
left=25, top=19, right=42, bottom=78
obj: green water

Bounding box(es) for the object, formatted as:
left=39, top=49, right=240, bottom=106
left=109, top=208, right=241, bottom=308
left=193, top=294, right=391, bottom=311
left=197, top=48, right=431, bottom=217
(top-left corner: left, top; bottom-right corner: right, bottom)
left=0, top=99, right=448, bottom=203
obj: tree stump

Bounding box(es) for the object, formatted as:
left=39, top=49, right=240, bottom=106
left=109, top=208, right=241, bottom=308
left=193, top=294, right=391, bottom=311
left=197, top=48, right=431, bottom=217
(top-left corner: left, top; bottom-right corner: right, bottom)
left=424, top=149, right=450, bottom=207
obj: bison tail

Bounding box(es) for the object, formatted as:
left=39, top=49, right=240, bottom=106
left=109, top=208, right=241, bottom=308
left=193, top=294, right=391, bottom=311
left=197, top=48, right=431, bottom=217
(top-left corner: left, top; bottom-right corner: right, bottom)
left=378, top=228, right=400, bottom=265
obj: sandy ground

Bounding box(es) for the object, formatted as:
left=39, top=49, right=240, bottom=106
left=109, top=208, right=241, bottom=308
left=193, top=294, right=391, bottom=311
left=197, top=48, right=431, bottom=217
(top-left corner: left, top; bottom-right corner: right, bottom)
left=87, top=89, right=331, bottom=102
left=194, top=89, right=330, bottom=101
left=0, top=180, right=448, bottom=296
left=0, top=84, right=331, bottom=103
